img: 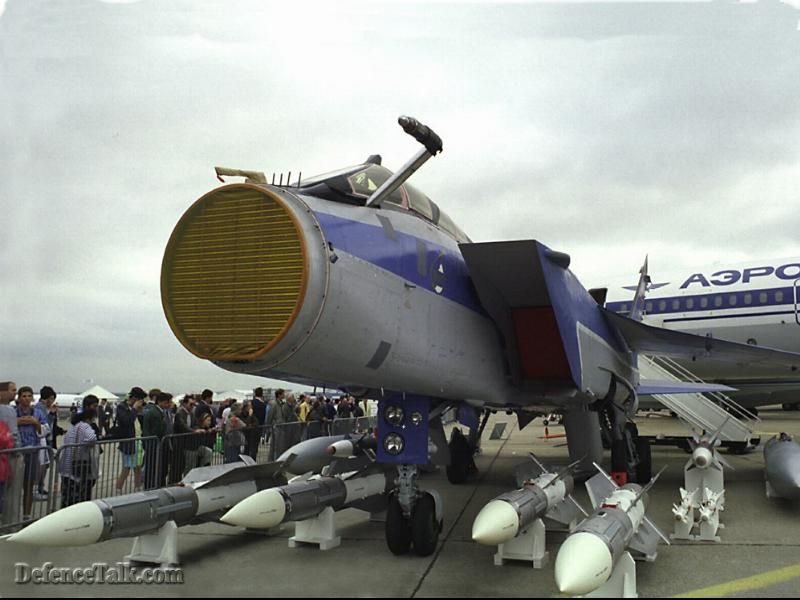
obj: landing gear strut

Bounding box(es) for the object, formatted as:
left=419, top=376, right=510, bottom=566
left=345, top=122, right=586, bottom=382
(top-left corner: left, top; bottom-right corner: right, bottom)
left=596, top=384, right=650, bottom=484
left=385, top=465, right=443, bottom=556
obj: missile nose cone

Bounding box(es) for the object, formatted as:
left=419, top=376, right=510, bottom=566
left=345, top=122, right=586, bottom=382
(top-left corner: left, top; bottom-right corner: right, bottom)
left=555, top=532, right=613, bottom=595
left=693, top=447, right=712, bottom=469
left=472, top=500, right=519, bottom=546
left=7, top=501, right=104, bottom=547
left=327, top=440, right=354, bottom=457
left=220, top=489, right=286, bottom=529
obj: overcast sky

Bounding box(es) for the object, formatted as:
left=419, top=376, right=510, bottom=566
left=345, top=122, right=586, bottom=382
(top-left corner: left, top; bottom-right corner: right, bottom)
left=2, top=0, right=799, bottom=394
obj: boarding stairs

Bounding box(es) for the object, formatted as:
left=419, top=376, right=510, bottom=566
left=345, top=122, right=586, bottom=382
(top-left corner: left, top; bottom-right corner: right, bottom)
left=639, top=355, right=759, bottom=444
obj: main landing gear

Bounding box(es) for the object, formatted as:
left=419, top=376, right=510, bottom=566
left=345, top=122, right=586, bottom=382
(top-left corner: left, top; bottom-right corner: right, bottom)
left=385, top=465, right=443, bottom=556
left=596, top=386, right=651, bottom=485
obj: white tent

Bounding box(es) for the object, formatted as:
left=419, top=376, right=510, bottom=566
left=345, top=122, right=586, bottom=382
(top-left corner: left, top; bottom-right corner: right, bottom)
left=79, top=384, right=119, bottom=401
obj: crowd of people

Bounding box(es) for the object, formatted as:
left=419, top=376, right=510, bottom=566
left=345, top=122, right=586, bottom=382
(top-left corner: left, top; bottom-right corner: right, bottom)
left=0, top=381, right=370, bottom=525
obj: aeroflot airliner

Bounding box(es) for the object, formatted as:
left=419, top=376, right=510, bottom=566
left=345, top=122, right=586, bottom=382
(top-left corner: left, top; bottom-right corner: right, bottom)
left=606, top=258, right=800, bottom=410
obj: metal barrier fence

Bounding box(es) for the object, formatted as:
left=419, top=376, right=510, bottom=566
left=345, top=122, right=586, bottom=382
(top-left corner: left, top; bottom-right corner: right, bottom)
left=0, top=416, right=378, bottom=533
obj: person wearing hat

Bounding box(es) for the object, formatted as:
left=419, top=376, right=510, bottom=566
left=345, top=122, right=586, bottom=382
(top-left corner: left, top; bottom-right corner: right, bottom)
left=114, top=387, right=147, bottom=492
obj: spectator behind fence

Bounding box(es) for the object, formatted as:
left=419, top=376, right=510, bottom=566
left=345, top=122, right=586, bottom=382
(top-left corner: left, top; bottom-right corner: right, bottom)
left=241, top=401, right=260, bottom=460
left=175, top=395, right=203, bottom=477
left=194, top=389, right=214, bottom=426
left=143, top=392, right=174, bottom=489
left=16, top=386, right=47, bottom=520
left=0, top=382, right=20, bottom=525
left=196, top=412, right=216, bottom=467
left=223, top=401, right=245, bottom=464
left=38, top=386, right=64, bottom=499
left=114, top=387, right=146, bottom=492
left=59, top=405, right=99, bottom=508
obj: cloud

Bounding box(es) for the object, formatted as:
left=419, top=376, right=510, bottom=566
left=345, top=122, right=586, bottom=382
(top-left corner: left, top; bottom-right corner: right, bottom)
left=2, top=0, right=799, bottom=392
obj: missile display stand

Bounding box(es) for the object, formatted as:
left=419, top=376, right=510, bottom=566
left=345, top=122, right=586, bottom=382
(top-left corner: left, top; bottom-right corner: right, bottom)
left=288, top=506, right=341, bottom=550
left=695, top=488, right=724, bottom=543
left=670, top=488, right=696, bottom=541
left=125, top=520, right=180, bottom=567
left=493, top=518, right=548, bottom=568
left=583, top=551, right=638, bottom=599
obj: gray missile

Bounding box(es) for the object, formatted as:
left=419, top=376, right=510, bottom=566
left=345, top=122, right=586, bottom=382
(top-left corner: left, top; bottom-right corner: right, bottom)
left=472, top=456, right=585, bottom=545
left=220, top=468, right=393, bottom=530
left=764, top=433, right=800, bottom=499
left=8, top=460, right=285, bottom=547
left=554, top=464, right=668, bottom=596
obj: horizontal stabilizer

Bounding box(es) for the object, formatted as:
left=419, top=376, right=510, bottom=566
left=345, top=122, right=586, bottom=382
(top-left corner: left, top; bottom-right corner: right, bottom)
left=637, top=381, right=735, bottom=395
left=604, top=309, right=800, bottom=369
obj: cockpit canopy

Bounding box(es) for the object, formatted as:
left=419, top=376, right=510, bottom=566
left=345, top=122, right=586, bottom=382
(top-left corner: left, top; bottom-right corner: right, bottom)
left=299, top=159, right=470, bottom=243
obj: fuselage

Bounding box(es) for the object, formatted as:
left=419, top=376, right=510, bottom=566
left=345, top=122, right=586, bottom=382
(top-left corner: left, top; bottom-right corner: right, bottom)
left=160, top=180, right=587, bottom=413
left=605, top=259, right=800, bottom=402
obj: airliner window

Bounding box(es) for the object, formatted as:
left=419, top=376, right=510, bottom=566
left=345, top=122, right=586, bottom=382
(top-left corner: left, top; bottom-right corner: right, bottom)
left=714, top=296, right=723, bottom=308
left=729, top=295, right=737, bottom=306
left=646, top=301, right=653, bottom=312
left=776, top=290, right=785, bottom=303
left=759, top=292, right=768, bottom=304
left=657, top=300, right=666, bottom=311
left=672, top=299, right=680, bottom=311
left=744, top=293, right=752, bottom=305
left=620, top=303, right=628, bottom=313
left=700, top=297, right=708, bottom=308
left=686, top=298, right=694, bottom=309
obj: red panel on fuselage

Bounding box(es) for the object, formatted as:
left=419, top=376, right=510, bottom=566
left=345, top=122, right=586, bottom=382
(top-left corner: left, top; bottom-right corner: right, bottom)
left=512, top=307, right=572, bottom=380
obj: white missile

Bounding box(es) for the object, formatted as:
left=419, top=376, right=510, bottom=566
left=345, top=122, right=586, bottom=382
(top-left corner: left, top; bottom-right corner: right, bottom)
left=554, top=463, right=668, bottom=596
left=472, top=456, right=584, bottom=546
left=7, top=460, right=284, bottom=547
left=221, top=470, right=392, bottom=530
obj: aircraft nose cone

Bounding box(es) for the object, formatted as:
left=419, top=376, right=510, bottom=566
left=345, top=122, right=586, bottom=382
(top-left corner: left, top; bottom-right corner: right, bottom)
left=555, top=532, right=613, bottom=595
left=693, top=447, right=712, bottom=469
left=220, top=489, right=286, bottom=529
left=6, top=501, right=104, bottom=546
left=472, top=500, right=519, bottom=545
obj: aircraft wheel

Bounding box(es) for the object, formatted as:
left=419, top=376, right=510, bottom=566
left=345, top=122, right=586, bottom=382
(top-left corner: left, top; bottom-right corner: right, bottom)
left=782, top=403, right=793, bottom=412
left=446, top=429, right=471, bottom=484
left=634, top=436, right=652, bottom=483
left=385, top=493, right=412, bottom=555
left=411, top=493, right=440, bottom=557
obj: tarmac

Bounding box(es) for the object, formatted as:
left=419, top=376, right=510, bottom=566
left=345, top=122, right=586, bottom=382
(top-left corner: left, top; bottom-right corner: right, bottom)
left=1, top=407, right=799, bottom=597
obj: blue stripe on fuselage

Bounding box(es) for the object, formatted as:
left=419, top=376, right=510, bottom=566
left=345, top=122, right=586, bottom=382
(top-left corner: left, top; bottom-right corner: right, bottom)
left=314, top=211, right=486, bottom=314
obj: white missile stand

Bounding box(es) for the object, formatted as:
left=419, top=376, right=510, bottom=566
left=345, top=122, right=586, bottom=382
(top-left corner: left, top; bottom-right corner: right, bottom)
left=695, top=488, right=724, bottom=542
left=670, top=488, right=696, bottom=541
left=584, top=551, right=637, bottom=598
left=493, top=518, right=549, bottom=568
left=125, top=520, right=180, bottom=567
left=289, top=506, right=341, bottom=551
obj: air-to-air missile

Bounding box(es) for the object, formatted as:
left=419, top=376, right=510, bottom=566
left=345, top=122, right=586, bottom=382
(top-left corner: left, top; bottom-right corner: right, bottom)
left=554, top=463, right=669, bottom=597
left=277, top=432, right=374, bottom=475
left=684, top=419, right=731, bottom=507
left=472, top=455, right=585, bottom=546
left=6, top=458, right=286, bottom=549
left=764, top=433, right=800, bottom=499
left=219, top=465, right=393, bottom=531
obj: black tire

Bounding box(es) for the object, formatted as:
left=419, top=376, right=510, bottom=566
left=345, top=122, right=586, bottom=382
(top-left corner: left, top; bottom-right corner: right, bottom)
left=446, top=429, right=471, bottom=484
left=385, top=494, right=412, bottom=555
left=411, top=493, right=440, bottom=557
left=634, top=436, right=652, bottom=483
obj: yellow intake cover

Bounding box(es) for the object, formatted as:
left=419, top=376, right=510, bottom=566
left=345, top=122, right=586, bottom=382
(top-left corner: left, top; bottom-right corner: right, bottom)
left=161, top=184, right=307, bottom=361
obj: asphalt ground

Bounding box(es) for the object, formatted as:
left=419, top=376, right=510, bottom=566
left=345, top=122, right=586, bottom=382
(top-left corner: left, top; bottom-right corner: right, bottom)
left=1, top=408, right=799, bottom=597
